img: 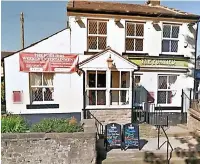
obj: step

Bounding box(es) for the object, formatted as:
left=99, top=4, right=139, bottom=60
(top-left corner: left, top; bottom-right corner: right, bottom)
left=102, top=157, right=200, bottom=164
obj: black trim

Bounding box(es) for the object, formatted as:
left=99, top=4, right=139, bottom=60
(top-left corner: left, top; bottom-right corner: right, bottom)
left=122, top=52, right=149, bottom=56
left=67, top=8, right=200, bottom=20
left=155, top=106, right=182, bottom=111
left=26, top=104, right=59, bottom=109
left=84, top=51, right=98, bottom=55
left=159, top=54, right=187, bottom=58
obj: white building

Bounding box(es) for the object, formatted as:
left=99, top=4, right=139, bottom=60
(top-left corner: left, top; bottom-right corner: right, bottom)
left=3, top=0, right=200, bottom=125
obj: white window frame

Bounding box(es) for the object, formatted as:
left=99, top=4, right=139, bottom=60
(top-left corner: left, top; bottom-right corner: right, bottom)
left=125, top=22, right=144, bottom=53
left=157, top=74, right=177, bottom=105
left=30, top=72, right=54, bottom=104
left=162, top=23, right=180, bottom=54
left=87, top=20, right=107, bottom=52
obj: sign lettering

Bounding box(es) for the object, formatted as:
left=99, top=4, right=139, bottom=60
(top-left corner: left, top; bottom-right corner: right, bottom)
left=141, top=59, right=176, bottom=66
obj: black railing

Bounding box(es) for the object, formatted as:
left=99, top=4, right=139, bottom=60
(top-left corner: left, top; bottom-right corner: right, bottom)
left=86, top=110, right=104, bottom=137
left=157, top=123, right=173, bottom=164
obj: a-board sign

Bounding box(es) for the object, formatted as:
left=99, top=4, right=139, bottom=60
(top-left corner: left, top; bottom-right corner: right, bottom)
left=123, top=123, right=140, bottom=149
left=105, top=123, right=121, bottom=148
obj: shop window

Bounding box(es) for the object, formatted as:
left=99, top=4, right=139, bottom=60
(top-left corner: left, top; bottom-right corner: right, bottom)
left=30, top=73, right=54, bottom=103
left=157, top=75, right=177, bottom=104
left=86, top=71, right=106, bottom=105
left=110, top=71, right=130, bottom=105
left=125, top=22, right=144, bottom=52
left=162, top=24, right=180, bottom=53
left=88, top=20, right=107, bottom=51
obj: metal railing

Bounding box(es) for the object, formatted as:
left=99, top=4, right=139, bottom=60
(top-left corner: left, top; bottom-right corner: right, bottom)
left=86, top=110, right=104, bottom=137
left=157, top=123, right=173, bottom=164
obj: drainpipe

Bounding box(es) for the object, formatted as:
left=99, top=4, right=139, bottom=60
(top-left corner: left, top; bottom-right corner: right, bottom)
left=78, top=68, right=86, bottom=119
left=194, top=20, right=199, bottom=100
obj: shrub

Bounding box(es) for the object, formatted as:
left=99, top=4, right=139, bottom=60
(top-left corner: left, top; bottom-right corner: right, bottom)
left=1, top=115, right=29, bottom=133
left=30, top=117, right=83, bottom=133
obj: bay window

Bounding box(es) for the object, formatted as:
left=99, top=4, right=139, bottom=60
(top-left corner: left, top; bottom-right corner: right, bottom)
left=30, top=73, right=54, bottom=103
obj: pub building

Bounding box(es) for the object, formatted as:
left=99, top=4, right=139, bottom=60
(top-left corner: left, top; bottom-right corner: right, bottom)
left=2, top=0, right=199, bottom=125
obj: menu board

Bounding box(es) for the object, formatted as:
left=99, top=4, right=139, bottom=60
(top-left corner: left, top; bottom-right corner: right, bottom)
left=105, top=123, right=121, bottom=148
left=123, top=123, right=140, bottom=149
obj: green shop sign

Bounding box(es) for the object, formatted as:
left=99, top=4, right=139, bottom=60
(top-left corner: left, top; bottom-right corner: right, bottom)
left=129, top=58, right=188, bottom=68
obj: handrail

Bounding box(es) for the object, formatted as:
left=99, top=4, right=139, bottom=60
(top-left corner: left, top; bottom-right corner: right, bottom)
left=86, top=110, right=104, bottom=136
left=157, top=124, right=173, bottom=164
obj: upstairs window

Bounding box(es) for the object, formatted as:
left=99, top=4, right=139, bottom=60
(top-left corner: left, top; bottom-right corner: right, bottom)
left=88, top=20, right=107, bottom=51
left=162, top=24, right=180, bottom=53
left=125, top=22, right=144, bottom=52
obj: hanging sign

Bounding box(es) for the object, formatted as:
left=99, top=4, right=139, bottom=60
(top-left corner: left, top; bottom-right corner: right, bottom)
left=105, top=123, right=121, bottom=149
left=123, top=123, right=140, bottom=149
left=19, top=52, right=79, bottom=73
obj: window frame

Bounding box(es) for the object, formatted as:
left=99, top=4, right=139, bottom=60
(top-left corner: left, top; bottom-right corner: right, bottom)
left=157, top=74, right=178, bottom=105
left=29, top=72, right=55, bottom=104
left=87, top=19, right=108, bottom=52
left=125, top=21, right=145, bottom=53
left=161, top=23, right=180, bottom=54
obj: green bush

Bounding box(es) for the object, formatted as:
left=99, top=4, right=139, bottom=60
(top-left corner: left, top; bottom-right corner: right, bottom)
left=1, top=115, right=29, bottom=133
left=30, top=118, right=83, bottom=133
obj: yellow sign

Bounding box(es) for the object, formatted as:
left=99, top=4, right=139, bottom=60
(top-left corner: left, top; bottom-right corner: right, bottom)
left=141, top=59, right=176, bottom=66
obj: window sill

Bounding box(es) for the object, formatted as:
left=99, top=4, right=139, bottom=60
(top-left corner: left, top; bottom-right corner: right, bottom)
left=26, top=104, right=59, bottom=109
left=122, top=52, right=149, bottom=56
left=159, top=53, right=186, bottom=58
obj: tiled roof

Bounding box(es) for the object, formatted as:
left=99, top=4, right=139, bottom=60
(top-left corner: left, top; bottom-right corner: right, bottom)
left=67, top=1, right=200, bottom=20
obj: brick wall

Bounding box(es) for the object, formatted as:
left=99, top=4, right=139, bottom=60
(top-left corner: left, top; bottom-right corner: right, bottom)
left=1, top=120, right=96, bottom=164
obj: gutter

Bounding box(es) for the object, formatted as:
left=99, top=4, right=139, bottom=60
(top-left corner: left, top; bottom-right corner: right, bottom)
left=67, top=8, right=200, bottom=20
left=78, top=68, right=86, bottom=119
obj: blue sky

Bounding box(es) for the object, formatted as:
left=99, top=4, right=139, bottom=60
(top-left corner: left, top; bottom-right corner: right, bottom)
left=1, top=1, right=200, bottom=55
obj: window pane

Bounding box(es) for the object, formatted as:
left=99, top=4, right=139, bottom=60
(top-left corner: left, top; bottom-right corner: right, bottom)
left=126, top=23, right=135, bottom=36
left=158, top=76, right=167, bottom=89
left=136, top=24, right=144, bottom=36
left=126, top=38, right=134, bottom=51
left=171, top=40, right=178, bottom=52
left=111, top=71, right=119, bottom=88
left=88, top=36, right=97, bottom=49
left=97, top=90, right=106, bottom=105
left=88, top=90, right=96, bottom=105
left=110, top=90, right=119, bottom=105
left=172, top=26, right=179, bottom=38
left=167, top=91, right=173, bottom=104
left=120, top=90, right=129, bottom=105
left=97, top=71, right=106, bottom=88
left=43, top=73, right=54, bottom=86
left=98, top=22, right=107, bottom=35
left=88, top=71, right=96, bottom=87
left=168, top=76, right=177, bottom=89
left=121, top=72, right=130, bottom=88
left=88, top=20, right=97, bottom=34
left=98, top=37, right=106, bottom=50
left=30, top=73, right=42, bottom=86
left=163, top=25, right=171, bottom=38
left=31, top=88, right=43, bottom=101
left=162, top=40, right=170, bottom=52
left=44, top=88, right=54, bottom=101
left=157, top=91, right=166, bottom=104
left=135, top=39, right=143, bottom=51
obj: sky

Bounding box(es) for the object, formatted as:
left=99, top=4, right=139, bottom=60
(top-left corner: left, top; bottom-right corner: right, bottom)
left=1, top=1, right=200, bottom=55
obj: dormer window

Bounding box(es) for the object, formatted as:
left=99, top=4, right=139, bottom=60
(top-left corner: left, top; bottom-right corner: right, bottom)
left=87, top=20, right=107, bottom=51
left=125, top=22, right=144, bottom=52
left=162, top=24, right=180, bottom=53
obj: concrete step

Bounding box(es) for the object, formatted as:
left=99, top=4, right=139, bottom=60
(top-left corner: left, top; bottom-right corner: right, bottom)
left=102, top=157, right=200, bottom=164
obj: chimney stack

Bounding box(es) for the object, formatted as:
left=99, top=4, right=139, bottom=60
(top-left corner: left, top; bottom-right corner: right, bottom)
left=146, top=0, right=160, bottom=6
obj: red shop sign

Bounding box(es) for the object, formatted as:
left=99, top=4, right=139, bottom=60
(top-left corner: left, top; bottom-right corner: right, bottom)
left=19, top=52, right=79, bottom=73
